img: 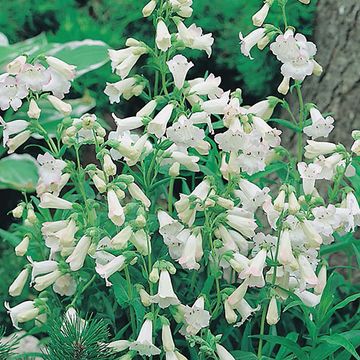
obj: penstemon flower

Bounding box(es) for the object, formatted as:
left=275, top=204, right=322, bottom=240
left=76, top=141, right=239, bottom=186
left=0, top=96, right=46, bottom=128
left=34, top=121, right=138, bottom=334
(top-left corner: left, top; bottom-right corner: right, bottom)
left=2, top=1, right=359, bottom=359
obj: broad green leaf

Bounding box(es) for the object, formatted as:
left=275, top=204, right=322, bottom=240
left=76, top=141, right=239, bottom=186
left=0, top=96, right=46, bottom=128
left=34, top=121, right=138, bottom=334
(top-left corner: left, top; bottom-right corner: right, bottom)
left=275, top=332, right=299, bottom=360
left=111, top=273, right=130, bottom=307
left=231, top=351, right=258, bottom=360
left=0, top=154, right=38, bottom=191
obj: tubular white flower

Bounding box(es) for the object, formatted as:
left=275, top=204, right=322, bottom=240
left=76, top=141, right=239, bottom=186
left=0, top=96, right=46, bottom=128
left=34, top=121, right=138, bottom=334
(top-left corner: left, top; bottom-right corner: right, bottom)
left=224, top=299, right=238, bottom=324
left=136, top=100, right=157, bottom=117
left=295, top=290, right=321, bottom=307
left=226, top=208, right=257, bottom=238
left=167, top=55, right=194, bottom=89
left=5, top=301, right=39, bottom=330
left=15, top=236, right=29, bottom=257
left=9, top=268, right=29, bottom=297
left=245, top=248, right=267, bottom=277
left=130, top=319, right=161, bottom=356
left=7, top=130, right=32, bottom=154
left=152, top=270, right=180, bottom=308
left=278, top=230, right=298, bottom=269
left=162, top=323, right=175, bottom=352
left=266, top=296, right=280, bottom=325
left=128, top=182, right=151, bottom=209
left=46, top=56, right=76, bottom=80
left=29, top=259, right=59, bottom=282
left=297, top=254, right=318, bottom=286
left=227, top=279, right=249, bottom=307
left=103, top=153, right=117, bottom=176
left=216, top=344, right=236, bottom=360
left=273, top=190, right=286, bottom=212
left=107, top=189, right=125, bottom=226
left=54, top=219, right=78, bottom=247
left=131, top=229, right=150, bottom=255
left=66, top=235, right=92, bottom=271
left=34, top=269, right=62, bottom=291
left=178, top=232, right=200, bottom=270
left=53, top=274, right=77, bottom=296
left=96, top=254, right=126, bottom=286
left=156, top=20, right=171, bottom=52
left=181, top=296, right=211, bottom=335
left=148, top=103, right=174, bottom=138
left=47, top=95, right=72, bottom=116
left=108, top=340, right=131, bottom=352
left=301, top=219, right=323, bottom=248
left=111, top=225, right=133, bottom=249
left=39, top=193, right=73, bottom=210
left=304, top=140, right=337, bottom=159
left=239, top=28, right=266, bottom=59
left=233, top=299, right=259, bottom=327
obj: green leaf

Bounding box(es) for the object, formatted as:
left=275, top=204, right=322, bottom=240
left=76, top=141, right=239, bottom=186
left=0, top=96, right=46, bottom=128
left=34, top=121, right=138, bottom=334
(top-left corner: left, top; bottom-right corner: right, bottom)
left=111, top=273, right=129, bottom=307
left=0, top=154, right=39, bottom=192
left=251, top=335, right=309, bottom=360
left=322, top=334, right=360, bottom=360
left=231, top=351, right=258, bottom=360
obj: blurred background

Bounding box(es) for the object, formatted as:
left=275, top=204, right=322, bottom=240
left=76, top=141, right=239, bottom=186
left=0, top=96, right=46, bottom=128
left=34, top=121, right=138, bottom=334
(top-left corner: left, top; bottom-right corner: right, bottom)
left=0, top=0, right=359, bottom=331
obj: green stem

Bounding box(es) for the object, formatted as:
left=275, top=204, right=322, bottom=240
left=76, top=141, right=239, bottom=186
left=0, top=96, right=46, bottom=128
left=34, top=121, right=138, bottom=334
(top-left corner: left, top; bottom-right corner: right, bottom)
left=296, top=85, right=304, bottom=163
left=168, top=176, right=175, bottom=213
left=124, top=266, right=137, bottom=333
left=68, top=274, right=96, bottom=309
left=257, top=301, right=268, bottom=359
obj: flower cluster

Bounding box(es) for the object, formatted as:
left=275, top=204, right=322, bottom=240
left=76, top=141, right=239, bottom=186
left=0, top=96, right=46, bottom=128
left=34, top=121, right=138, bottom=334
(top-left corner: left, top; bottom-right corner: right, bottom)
left=2, top=0, right=359, bottom=358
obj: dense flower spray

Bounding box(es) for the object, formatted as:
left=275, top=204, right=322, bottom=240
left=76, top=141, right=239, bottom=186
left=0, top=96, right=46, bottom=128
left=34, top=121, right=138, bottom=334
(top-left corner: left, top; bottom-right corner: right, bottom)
left=1, top=0, right=359, bottom=358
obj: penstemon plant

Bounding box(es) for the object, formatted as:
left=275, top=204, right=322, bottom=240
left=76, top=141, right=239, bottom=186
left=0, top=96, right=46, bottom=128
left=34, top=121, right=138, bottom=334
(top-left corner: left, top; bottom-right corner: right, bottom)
left=1, top=0, right=360, bottom=359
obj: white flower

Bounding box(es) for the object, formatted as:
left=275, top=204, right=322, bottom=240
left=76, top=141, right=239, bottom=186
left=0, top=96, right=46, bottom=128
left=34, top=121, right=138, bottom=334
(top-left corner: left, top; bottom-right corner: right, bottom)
left=6, top=130, right=32, bottom=154
left=233, top=299, right=260, bottom=327
left=136, top=99, right=157, bottom=117
left=9, top=268, right=29, bottom=297
left=266, top=296, right=279, bottom=325
left=37, top=152, right=66, bottom=187
left=297, top=254, right=318, bottom=286
left=39, top=193, right=73, bottom=210
left=148, top=103, right=174, bottom=138
left=0, top=75, right=28, bottom=111
left=226, top=208, right=257, bottom=238
left=177, top=21, right=214, bottom=57
left=45, top=56, right=76, bottom=80
left=66, top=235, right=92, bottom=271
left=42, top=67, right=72, bottom=99
left=53, top=274, right=77, bottom=296
left=295, top=289, right=320, bottom=307
left=33, top=269, right=62, bottom=291
left=178, top=232, right=200, bottom=270
left=297, top=162, right=322, bottom=195
left=156, top=20, right=172, bottom=52
left=278, top=76, right=290, bottom=95
left=270, top=30, right=317, bottom=81
left=246, top=99, right=277, bottom=120
left=304, top=108, right=334, bottom=139
left=5, top=301, right=39, bottom=329
left=6, top=56, right=27, bottom=75
left=167, top=55, right=194, bottom=89
left=216, top=344, right=236, bottom=360
left=107, top=189, right=125, bottom=226
left=227, top=279, right=249, bottom=307
left=239, top=28, right=266, bottom=58
left=301, top=219, right=323, bottom=248
left=201, top=90, right=230, bottom=114
left=152, top=270, right=180, bottom=308
left=96, top=254, right=126, bottom=286
left=170, top=0, right=193, bottom=17
left=181, top=297, right=211, bottom=335
left=162, top=145, right=200, bottom=172
left=162, top=323, right=175, bottom=352
left=0, top=117, right=29, bottom=147
left=188, top=73, right=223, bottom=99
left=130, top=319, right=161, bottom=356
left=28, top=258, right=59, bottom=282
left=235, top=179, right=270, bottom=212
left=104, top=77, right=144, bottom=104
left=278, top=230, right=298, bottom=269
left=131, top=229, right=151, bottom=255
left=243, top=248, right=267, bottom=277
left=252, top=2, right=271, bottom=27
left=17, top=63, right=50, bottom=91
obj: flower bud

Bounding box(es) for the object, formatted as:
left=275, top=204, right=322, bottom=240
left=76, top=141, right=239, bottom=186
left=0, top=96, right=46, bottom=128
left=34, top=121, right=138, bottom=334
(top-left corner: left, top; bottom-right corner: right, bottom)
left=92, top=174, right=107, bottom=193
left=15, top=236, right=29, bottom=256
left=12, top=203, right=25, bottom=218
left=128, top=183, right=151, bottom=209
left=142, top=0, right=157, bottom=17
left=27, top=99, right=41, bottom=119
left=312, top=60, right=323, bottom=76
left=48, top=95, right=72, bottom=116
left=9, top=268, right=29, bottom=297
left=7, top=130, right=32, bottom=154
left=224, top=299, right=237, bottom=324
left=266, top=296, right=279, bottom=325
left=273, top=190, right=286, bottom=212
left=162, top=323, right=175, bottom=352
left=277, top=76, right=290, bottom=95
left=103, top=154, right=117, bottom=176
left=149, top=267, right=159, bottom=283
left=314, top=264, right=327, bottom=295
left=169, top=162, right=180, bottom=177
left=252, top=2, right=270, bottom=27
left=288, top=192, right=300, bottom=214
left=156, top=20, right=171, bottom=52
left=139, top=288, right=152, bottom=306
